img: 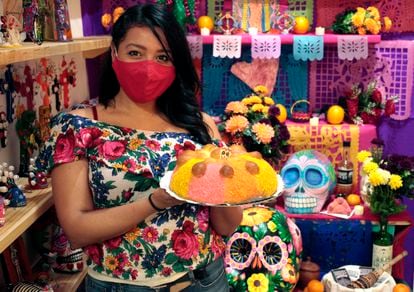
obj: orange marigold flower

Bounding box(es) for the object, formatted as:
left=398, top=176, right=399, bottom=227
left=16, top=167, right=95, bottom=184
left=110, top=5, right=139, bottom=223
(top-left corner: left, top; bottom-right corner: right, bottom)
left=225, top=115, right=249, bottom=134
left=252, top=123, right=274, bottom=144
left=101, top=13, right=112, bottom=29
left=254, top=85, right=269, bottom=96
left=357, top=26, right=367, bottom=35
left=113, top=7, right=125, bottom=23
left=383, top=16, right=392, bottom=32
left=365, top=18, right=380, bottom=34
left=225, top=101, right=248, bottom=114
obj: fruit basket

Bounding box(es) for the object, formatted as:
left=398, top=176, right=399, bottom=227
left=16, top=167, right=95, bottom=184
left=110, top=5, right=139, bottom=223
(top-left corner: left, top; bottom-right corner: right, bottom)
left=290, top=99, right=312, bottom=123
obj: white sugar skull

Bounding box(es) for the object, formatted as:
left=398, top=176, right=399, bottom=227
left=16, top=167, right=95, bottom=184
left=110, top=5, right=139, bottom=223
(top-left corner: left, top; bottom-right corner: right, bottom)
left=225, top=206, right=302, bottom=291
left=281, top=150, right=336, bottom=214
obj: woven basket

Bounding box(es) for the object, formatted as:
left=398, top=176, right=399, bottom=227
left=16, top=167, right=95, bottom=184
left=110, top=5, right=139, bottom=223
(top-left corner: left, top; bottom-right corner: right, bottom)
left=290, top=99, right=311, bottom=123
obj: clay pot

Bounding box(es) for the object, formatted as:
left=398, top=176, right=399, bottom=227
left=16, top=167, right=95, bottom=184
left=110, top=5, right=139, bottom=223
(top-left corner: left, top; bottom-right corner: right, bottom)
left=298, top=257, right=320, bottom=289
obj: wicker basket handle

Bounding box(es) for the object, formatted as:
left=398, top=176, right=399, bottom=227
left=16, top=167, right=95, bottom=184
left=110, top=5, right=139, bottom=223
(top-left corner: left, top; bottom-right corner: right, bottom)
left=290, top=99, right=311, bottom=115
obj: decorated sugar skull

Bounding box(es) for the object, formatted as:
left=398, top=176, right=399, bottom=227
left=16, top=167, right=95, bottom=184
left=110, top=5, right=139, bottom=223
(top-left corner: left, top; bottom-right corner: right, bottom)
left=225, top=206, right=302, bottom=292
left=281, top=150, right=336, bottom=214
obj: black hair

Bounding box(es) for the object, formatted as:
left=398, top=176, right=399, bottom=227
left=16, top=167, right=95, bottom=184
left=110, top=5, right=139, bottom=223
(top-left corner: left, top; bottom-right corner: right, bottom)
left=99, top=4, right=212, bottom=145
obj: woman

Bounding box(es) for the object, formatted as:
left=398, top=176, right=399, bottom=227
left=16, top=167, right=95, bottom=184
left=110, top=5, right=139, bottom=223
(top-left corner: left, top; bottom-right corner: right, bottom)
left=36, top=4, right=242, bottom=291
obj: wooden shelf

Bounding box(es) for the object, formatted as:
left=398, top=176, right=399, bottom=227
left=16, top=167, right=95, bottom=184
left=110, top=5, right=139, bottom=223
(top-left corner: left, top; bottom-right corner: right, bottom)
left=195, top=33, right=381, bottom=45
left=0, top=185, right=53, bottom=253
left=53, top=268, right=88, bottom=292
left=0, top=36, right=112, bottom=66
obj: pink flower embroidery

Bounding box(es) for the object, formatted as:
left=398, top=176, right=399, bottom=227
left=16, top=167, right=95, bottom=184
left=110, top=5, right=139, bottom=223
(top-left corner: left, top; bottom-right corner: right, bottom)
left=85, top=245, right=103, bottom=265
left=106, top=237, right=122, bottom=249
left=161, top=267, right=173, bottom=276
left=171, top=221, right=199, bottom=260
left=99, top=140, right=126, bottom=160
left=76, top=127, right=102, bottom=148
left=145, top=139, right=161, bottom=151
left=124, top=159, right=137, bottom=172
left=196, top=207, right=209, bottom=232
left=131, top=269, right=138, bottom=280
left=54, top=128, right=76, bottom=163
left=142, top=227, right=159, bottom=243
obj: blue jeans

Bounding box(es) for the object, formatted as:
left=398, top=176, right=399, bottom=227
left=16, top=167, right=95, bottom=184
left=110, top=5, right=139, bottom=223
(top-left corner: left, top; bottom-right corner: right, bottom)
left=85, top=258, right=230, bottom=292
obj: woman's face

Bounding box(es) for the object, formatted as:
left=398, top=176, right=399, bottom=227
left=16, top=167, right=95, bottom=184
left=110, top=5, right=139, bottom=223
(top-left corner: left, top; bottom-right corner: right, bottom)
left=115, top=26, right=173, bottom=66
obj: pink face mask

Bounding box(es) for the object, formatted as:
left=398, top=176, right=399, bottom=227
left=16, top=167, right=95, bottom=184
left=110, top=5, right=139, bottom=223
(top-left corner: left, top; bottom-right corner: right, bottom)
left=112, top=58, right=176, bottom=103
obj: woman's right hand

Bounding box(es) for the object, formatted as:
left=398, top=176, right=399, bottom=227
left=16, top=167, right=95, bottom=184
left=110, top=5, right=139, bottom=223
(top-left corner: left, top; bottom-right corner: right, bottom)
left=149, top=188, right=185, bottom=210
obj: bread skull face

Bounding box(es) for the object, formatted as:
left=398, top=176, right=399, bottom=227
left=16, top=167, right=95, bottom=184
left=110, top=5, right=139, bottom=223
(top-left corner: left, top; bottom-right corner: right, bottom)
left=281, top=150, right=336, bottom=214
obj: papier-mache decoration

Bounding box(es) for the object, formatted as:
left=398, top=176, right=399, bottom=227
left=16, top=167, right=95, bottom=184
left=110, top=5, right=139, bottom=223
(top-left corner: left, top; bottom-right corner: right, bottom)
left=251, top=35, right=281, bottom=59
left=230, top=59, right=279, bottom=94
left=337, top=35, right=368, bottom=61
left=232, top=0, right=273, bottom=33
left=281, top=150, right=336, bottom=214
left=293, top=36, right=324, bottom=61
left=213, top=35, right=242, bottom=58
left=186, top=35, right=203, bottom=59
left=225, top=206, right=302, bottom=292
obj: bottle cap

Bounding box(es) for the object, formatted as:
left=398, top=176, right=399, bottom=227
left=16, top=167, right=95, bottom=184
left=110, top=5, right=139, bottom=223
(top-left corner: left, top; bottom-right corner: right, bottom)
left=343, top=141, right=351, bottom=147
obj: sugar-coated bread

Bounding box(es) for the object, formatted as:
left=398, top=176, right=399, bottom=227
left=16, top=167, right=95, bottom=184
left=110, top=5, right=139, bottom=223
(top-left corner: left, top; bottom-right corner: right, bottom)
left=326, top=197, right=352, bottom=215
left=170, top=144, right=278, bottom=205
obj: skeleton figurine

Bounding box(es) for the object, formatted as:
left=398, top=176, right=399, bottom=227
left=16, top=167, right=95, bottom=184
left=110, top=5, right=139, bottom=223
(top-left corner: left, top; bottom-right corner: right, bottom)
left=225, top=206, right=302, bottom=291
left=281, top=150, right=336, bottom=214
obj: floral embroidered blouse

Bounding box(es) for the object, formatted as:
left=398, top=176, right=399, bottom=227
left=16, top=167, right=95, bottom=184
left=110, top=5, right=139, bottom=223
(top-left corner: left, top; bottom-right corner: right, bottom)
left=36, top=112, right=226, bottom=282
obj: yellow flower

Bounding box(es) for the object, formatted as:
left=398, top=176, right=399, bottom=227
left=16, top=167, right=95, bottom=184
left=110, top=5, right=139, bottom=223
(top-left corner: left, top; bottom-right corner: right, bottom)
left=267, top=221, right=277, bottom=232
left=357, top=150, right=372, bottom=163
left=247, top=273, right=269, bottom=292
left=263, top=97, right=274, bottom=106
left=114, top=163, right=128, bottom=171
left=352, top=9, right=366, bottom=27
left=281, top=263, right=297, bottom=284
left=254, top=85, right=269, bottom=96
left=262, top=106, right=269, bottom=114
left=225, top=115, right=249, bottom=134
left=198, top=235, right=209, bottom=255
left=250, top=95, right=263, bottom=105
left=104, top=255, right=119, bottom=271
left=389, top=174, right=403, bottom=190
left=241, top=207, right=273, bottom=226
left=225, top=101, right=248, bottom=114
left=369, top=168, right=390, bottom=186
left=252, top=123, right=274, bottom=144
left=252, top=104, right=265, bottom=112
left=364, top=18, right=381, bottom=34
left=383, top=16, right=392, bottom=32
left=102, top=129, right=111, bottom=137
left=367, top=6, right=380, bottom=21
left=124, top=228, right=140, bottom=243
left=363, top=161, right=378, bottom=174
left=242, top=97, right=253, bottom=106
left=129, top=138, right=143, bottom=150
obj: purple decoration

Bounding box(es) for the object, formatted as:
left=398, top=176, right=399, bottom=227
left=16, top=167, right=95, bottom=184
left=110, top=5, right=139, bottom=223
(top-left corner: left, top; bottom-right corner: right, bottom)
left=80, top=0, right=105, bottom=36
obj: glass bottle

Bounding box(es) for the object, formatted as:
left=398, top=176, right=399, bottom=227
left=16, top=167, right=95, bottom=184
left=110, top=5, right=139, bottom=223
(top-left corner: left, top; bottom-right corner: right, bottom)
left=336, top=141, right=354, bottom=195
left=372, top=216, right=393, bottom=274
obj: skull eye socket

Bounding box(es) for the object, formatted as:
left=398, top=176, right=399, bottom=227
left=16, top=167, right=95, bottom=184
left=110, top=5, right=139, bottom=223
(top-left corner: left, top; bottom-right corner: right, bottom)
left=230, top=238, right=252, bottom=264
left=261, top=242, right=282, bottom=266
left=304, top=166, right=326, bottom=187
left=282, top=166, right=300, bottom=187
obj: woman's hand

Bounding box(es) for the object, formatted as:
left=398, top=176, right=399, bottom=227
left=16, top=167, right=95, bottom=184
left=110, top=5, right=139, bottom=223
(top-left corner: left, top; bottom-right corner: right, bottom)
left=149, top=188, right=185, bottom=210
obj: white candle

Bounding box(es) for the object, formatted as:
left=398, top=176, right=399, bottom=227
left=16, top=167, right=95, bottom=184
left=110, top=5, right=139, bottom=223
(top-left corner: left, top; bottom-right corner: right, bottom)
left=200, top=27, right=211, bottom=36
left=309, top=116, right=319, bottom=126
left=248, top=27, right=258, bottom=35
left=315, top=26, right=325, bottom=36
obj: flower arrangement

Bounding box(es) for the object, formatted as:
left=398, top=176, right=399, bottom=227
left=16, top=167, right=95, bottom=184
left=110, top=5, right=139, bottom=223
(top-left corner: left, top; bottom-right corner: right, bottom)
left=340, top=80, right=398, bottom=125
left=218, top=85, right=290, bottom=162
left=357, top=139, right=413, bottom=218
left=331, top=6, right=392, bottom=35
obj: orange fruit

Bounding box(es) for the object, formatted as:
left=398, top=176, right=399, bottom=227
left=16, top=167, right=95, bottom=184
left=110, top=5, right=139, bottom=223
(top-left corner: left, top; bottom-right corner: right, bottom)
left=326, top=105, right=345, bottom=125
left=393, top=283, right=411, bottom=292
left=307, top=279, right=324, bottom=292
left=293, top=16, right=310, bottom=34
left=197, top=16, right=214, bottom=31
left=346, top=194, right=361, bottom=206
left=276, top=104, right=288, bottom=123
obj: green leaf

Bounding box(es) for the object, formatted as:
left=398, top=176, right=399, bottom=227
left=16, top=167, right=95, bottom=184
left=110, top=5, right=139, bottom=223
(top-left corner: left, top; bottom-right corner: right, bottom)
left=165, top=253, right=178, bottom=265
left=172, top=261, right=185, bottom=272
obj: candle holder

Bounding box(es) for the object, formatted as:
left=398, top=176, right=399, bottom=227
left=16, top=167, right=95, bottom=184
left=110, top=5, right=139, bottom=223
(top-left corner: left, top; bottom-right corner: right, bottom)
left=200, top=27, right=211, bottom=36
left=315, top=26, right=325, bottom=35
left=217, top=11, right=238, bottom=35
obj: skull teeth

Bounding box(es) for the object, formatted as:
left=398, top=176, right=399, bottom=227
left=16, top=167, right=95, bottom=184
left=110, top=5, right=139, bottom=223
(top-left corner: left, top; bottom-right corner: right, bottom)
left=285, top=196, right=317, bottom=210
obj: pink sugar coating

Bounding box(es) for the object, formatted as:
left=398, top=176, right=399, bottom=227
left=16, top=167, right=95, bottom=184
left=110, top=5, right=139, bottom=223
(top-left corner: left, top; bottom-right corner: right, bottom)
left=188, top=163, right=225, bottom=204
